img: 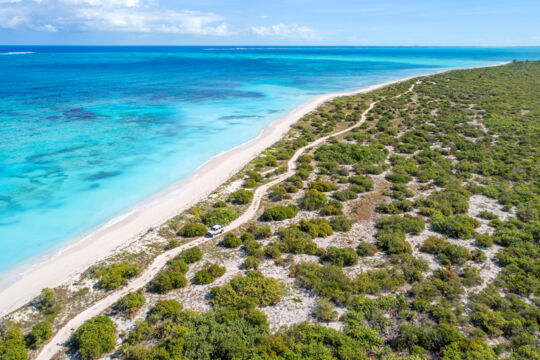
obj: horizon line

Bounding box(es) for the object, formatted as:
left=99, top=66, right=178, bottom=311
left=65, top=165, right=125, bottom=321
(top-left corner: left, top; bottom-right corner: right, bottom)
left=1, top=44, right=540, bottom=48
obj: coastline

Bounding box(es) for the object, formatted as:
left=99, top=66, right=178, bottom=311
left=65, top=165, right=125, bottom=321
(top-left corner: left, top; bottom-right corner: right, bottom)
left=0, top=62, right=508, bottom=316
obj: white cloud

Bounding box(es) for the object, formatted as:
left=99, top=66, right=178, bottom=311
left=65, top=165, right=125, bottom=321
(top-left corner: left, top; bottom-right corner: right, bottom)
left=72, top=8, right=232, bottom=35
left=251, top=23, right=315, bottom=38
left=60, top=0, right=155, bottom=8
left=0, top=0, right=233, bottom=36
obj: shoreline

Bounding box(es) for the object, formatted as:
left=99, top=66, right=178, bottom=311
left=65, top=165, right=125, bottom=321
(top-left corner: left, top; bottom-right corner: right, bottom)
left=0, top=62, right=508, bottom=316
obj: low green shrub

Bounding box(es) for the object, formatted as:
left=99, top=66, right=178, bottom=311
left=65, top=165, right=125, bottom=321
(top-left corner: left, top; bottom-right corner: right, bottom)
left=375, top=215, right=424, bottom=234
left=151, top=269, right=187, bottom=294
left=420, top=236, right=471, bottom=266
left=70, top=316, right=116, bottom=360
left=113, top=291, right=146, bottom=316
left=330, top=216, right=352, bottom=232
left=321, top=247, right=359, bottom=266
left=277, top=226, right=318, bottom=255
left=178, top=247, right=203, bottom=264
left=308, top=181, right=338, bottom=192
left=222, top=233, right=242, bottom=248
left=356, top=243, right=378, bottom=257
left=178, top=223, right=207, bottom=237
left=92, top=262, right=139, bottom=290
left=242, top=256, right=261, bottom=270
left=148, top=299, right=183, bottom=322
left=230, top=189, right=254, bottom=204
left=0, top=322, right=27, bottom=360
left=202, top=208, right=239, bottom=226
left=299, top=189, right=327, bottom=211
left=333, top=189, right=358, bottom=201
left=210, top=271, right=282, bottom=308
left=262, top=204, right=299, bottom=221
left=25, top=321, right=52, bottom=349
left=432, top=214, right=480, bottom=239
left=247, top=224, right=273, bottom=239
left=385, top=173, right=413, bottom=184
left=313, top=299, right=338, bottom=322
left=475, top=234, right=494, bottom=250
left=194, top=270, right=214, bottom=284
left=320, top=203, right=344, bottom=216
left=478, top=210, right=498, bottom=220
left=298, top=218, right=333, bottom=238
left=348, top=175, right=373, bottom=192
left=292, top=262, right=353, bottom=304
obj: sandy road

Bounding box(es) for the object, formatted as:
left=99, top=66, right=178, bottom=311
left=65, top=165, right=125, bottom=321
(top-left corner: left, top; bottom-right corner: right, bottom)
left=35, top=98, right=378, bottom=359
left=37, top=78, right=423, bottom=359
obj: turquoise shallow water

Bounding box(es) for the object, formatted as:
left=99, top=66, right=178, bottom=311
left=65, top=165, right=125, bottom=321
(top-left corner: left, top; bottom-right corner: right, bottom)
left=1, top=46, right=539, bottom=276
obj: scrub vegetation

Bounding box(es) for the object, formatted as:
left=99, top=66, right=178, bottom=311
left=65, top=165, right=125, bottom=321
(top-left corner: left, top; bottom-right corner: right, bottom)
left=3, top=62, right=539, bottom=360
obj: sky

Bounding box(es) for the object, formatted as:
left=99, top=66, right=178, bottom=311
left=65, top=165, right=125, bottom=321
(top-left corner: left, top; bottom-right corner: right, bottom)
left=0, top=0, right=539, bottom=46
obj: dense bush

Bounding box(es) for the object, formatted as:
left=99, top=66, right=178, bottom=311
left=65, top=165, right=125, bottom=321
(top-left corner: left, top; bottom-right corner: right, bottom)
left=298, top=218, right=333, bottom=238
left=178, top=222, right=207, bottom=237
left=243, top=238, right=263, bottom=258
left=202, top=208, right=239, bottom=226
left=167, top=257, right=189, bottom=273
left=229, top=189, right=254, bottom=204
left=70, top=316, right=116, bottom=360
left=374, top=215, right=424, bottom=255
left=385, top=173, right=413, bottom=184
left=151, top=269, right=187, bottom=294
left=294, top=262, right=356, bottom=304
left=475, top=233, right=494, bottom=248
left=432, top=214, right=480, bottom=239
left=261, top=204, right=299, bottom=221
left=314, top=143, right=387, bottom=165
left=321, top=247, right=359, bottom=266
left=419, top=188, right=470, bottom=215
left=313, top=299, right=338, bottom=322
left=333, top=189, right=358, bottom=201
left=356, top=243, right=378, bottom=257
left=247, top=224, right=273, bottom=239
left=242, top=256, right=261, bottom=270
left=221, top=232, right=242, bottom=248
left=478, top=210, right=498, bottom=220
left=151, top=248, right=194, bottom=293
left=277, top=226, right=318, bottom=255
left=348, top=175, right=373, bottom=192
left=376, top=215, right=425, bottom=234
left=420, top=236, right=471, bottom=266
left=25, top=321, right=52, bottom=349
left=320, top=199, right=344, bottom=216
left=377, top=199, right=414, bottom=214
left=210, top=271, right=282, bottom=308
left=299, top=189, right=327, bottom=211
left=92, top=262, right=139, bottom=290
left=264, top=243, right=282, bottom=259
left=308, top=181, right=338, bottom=192
left=330, top=215, right=352, bottom=232
left=0, top=322, right=27, bottom=360
left=178, top=246, right=203, bottom=264
left=194, top=263, right=226, bottom=284
left=113, top=291, right=146, bottom=317
left=37, top=287, right=59, bottom=317
left=148, top=299, right=184, bottom=322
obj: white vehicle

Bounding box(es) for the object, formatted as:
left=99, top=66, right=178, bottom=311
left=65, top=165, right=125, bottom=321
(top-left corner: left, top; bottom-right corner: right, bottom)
left=207, top=224, right=224, bottom=237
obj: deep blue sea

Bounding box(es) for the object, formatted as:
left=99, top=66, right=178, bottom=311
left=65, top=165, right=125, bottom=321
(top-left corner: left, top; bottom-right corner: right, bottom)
left=1, top=46, right=539, bottom=276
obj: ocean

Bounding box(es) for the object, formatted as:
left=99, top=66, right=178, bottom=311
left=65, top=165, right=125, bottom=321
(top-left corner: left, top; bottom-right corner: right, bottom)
left=1, top=46, right=539, bottom=277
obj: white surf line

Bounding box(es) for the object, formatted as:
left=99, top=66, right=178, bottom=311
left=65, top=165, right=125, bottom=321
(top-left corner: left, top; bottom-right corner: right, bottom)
left=37, top=80, right=422, bottom=360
